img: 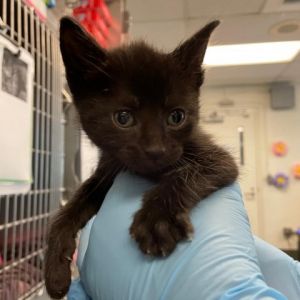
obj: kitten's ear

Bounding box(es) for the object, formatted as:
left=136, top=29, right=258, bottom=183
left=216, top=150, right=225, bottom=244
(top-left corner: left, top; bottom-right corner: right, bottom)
left=60, top=17, right=109, bottom=95
left=172, top=20, right=220, bottom=75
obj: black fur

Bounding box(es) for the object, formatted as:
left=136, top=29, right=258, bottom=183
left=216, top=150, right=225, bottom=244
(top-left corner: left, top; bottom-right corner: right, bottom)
left=45, top=17, right=238, bottom=299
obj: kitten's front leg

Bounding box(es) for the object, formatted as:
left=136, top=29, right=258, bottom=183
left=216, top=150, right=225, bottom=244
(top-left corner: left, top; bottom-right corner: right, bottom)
left=129, top=178, right=195, bottom=257
left=130, top=146, right=238, bottom=257
left=45, top=157, right=120, bottom=299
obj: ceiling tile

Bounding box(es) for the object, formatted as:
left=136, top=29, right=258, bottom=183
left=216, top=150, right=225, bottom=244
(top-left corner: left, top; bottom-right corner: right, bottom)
left=126, top=1, right=300, bottom=85
left=127, top=0, right=185, bottom=22
left=186, top=12, right=300, bottom=45
left=186, top=0, right=266, bottom=18
left=263, top=0, right=300, bottom=12
left=129, top=21, right=185, bottom=51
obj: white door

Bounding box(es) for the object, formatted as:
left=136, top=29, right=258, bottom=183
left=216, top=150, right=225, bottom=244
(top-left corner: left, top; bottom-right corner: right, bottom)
left=201, top=107, right=261, bottom=235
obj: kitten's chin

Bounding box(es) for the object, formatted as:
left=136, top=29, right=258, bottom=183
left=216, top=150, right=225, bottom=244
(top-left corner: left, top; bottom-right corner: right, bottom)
left=124, top=160, right=171, bottom=176
left=116, top=148, right=183, bottom=176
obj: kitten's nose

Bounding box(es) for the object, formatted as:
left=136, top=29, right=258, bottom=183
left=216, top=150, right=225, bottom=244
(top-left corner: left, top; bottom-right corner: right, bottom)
left=144, top=145, right=166, bottom=160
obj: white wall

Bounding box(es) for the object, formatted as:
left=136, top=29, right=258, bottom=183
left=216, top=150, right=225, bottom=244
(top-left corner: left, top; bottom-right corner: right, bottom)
left=201, top=83, right=300, bottom=249
left=263, top=84, right=300, bottom=250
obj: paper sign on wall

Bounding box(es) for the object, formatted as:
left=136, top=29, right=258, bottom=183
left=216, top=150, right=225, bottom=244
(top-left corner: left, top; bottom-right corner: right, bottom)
left=0, top=35, right=34, bottom=195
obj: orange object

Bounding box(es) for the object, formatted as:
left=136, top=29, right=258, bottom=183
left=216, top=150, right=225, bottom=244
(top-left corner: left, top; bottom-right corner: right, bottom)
left=272, top=141, right=288, bottom=157
left=293, top=163, right=300, bottom=179
left=72, top=0, right=121, bottom=48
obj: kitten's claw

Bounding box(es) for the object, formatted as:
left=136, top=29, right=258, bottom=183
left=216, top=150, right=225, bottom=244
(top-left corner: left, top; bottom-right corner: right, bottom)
left=187, top=233, right=194, bottom=242
left=45, top=235, right=76, bottom=299
left=64, top=255, right=72, bottom=262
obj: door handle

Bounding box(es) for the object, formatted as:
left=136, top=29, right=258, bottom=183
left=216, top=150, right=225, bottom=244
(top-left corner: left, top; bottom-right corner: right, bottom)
left=245, top=187, right=255, bottom=201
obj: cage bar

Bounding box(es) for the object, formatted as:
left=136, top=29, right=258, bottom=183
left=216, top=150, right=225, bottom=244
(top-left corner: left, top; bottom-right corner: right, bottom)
left=0, top=0, right=63, bottom=299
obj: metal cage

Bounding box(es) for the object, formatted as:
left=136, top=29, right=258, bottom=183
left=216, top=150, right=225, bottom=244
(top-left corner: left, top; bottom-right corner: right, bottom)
left=0, top=0, right=63, bottom=299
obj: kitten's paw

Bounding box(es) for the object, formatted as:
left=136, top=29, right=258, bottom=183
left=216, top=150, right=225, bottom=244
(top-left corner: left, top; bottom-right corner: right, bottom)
left=45, top=259, right=72, bottom=299
left=130, top=207, right=193, bottom=257
left=44, top=237, right=76, bottom=299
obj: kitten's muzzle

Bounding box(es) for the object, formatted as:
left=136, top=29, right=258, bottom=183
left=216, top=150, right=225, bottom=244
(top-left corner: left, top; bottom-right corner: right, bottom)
left=144, top=145, right=167, bottom=161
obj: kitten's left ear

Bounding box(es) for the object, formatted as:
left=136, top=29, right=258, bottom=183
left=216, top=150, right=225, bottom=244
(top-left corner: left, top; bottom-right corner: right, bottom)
left=172, top=20, right=220, bottom=73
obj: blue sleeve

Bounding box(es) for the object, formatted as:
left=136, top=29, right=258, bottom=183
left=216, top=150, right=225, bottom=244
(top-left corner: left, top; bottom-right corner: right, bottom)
left=67, top=278, right=91, bottom=300
left=73, top=172, right=288, bottom=300
left=255, top=236, right=300, bottom=299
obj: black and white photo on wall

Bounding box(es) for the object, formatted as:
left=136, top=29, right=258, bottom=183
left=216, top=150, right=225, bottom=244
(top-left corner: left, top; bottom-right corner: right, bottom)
left=0, top=34, right=34, bottom=195
left=1, top=47, right=28, bottom=102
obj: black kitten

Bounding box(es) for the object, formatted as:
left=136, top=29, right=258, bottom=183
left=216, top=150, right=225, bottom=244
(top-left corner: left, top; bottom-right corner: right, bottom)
left=45, top=17, right=238, bottom=299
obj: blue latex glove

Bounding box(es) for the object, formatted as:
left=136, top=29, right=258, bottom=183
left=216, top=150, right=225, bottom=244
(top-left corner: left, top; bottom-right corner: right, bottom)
left=68, top=172, right=300, bottom=300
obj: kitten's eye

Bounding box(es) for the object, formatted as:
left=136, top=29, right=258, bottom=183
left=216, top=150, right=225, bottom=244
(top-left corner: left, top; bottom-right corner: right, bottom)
left=114, top=111, right=135, bottom=128
left=167, top=109, right=185, bottom=126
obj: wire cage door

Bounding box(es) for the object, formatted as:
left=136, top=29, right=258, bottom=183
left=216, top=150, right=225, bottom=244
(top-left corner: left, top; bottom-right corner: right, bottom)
left=0, top=0, right=63, bottom=299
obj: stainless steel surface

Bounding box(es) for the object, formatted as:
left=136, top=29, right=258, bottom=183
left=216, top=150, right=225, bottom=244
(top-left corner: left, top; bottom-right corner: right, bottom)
left=0, top=0, right=63, bottom=299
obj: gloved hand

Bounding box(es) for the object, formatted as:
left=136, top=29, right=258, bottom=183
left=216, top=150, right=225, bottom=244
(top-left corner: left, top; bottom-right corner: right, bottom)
left=67, top=172, right=300, bottom=300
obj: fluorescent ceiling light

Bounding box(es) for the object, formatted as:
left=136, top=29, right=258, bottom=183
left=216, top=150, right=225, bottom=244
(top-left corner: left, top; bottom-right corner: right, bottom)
left=204, top=41, right=300, bottom=67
